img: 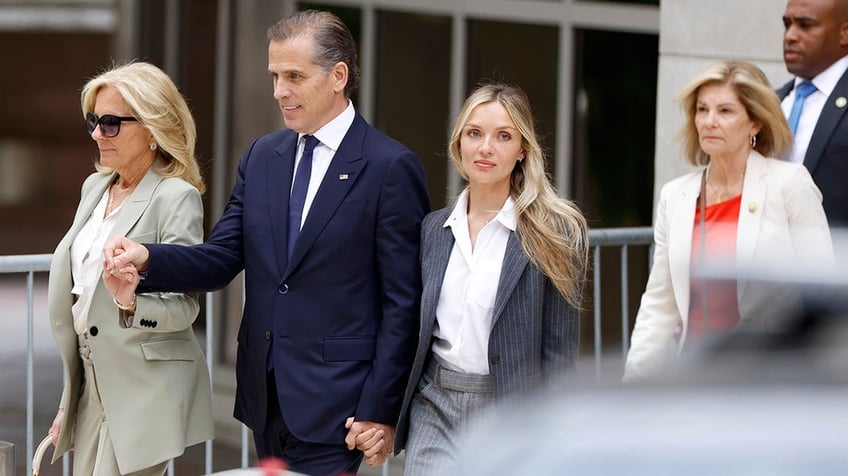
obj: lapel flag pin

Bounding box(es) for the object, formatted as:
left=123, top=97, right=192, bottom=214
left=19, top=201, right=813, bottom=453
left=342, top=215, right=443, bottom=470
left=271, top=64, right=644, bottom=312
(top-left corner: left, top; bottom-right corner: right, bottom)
left=339, top=173, right=349, bottom=180
left=836, top=97, right=847, bottom=108
left=748, top=202, right=757, bottom=213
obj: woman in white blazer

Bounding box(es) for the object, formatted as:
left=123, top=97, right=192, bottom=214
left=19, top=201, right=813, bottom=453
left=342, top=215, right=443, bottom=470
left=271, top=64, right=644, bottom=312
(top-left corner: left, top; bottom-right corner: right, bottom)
left=624, top=61, right=834, bottom=381
left=46, top=62, right=213, bottom=475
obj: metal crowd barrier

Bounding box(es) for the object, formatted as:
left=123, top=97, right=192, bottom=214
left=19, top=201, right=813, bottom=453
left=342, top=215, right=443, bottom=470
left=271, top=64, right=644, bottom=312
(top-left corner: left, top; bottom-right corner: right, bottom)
left=0, top=226, right=654, bottom=474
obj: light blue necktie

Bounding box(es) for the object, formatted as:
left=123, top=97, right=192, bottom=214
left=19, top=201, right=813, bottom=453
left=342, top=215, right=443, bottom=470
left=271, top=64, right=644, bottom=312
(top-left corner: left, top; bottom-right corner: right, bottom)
left=287, top=134, right=319, bottom=260
left=787, top=81, right=817, bottom=135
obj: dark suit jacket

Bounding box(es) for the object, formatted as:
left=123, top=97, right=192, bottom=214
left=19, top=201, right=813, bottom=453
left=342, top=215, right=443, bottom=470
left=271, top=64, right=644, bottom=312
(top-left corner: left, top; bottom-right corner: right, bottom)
left=141, top=113, right=429, bottom=444
left=778, top=71, right=848, bottom=227
left=394, top=206, right=581, bottom=451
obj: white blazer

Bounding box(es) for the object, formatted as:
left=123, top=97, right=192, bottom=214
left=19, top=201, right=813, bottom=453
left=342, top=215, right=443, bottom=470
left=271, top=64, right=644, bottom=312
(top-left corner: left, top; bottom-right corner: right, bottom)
left=624, top=151, right=833, bottom=380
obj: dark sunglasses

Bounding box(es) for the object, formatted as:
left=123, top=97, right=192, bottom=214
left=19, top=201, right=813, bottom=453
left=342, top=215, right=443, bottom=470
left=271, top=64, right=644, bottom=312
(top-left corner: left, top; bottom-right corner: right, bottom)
left=85, top=112, right=138, bottom=138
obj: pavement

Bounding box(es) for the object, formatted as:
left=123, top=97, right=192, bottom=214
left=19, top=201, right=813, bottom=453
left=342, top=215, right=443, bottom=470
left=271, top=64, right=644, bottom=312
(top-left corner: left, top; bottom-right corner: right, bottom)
left=0, top=275, right=402, bottom=476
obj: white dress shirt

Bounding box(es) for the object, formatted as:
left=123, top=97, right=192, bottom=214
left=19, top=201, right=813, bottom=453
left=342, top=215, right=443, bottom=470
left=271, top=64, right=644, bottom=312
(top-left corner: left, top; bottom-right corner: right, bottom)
left=70, top=188, right=120, bottom=334
left=782, top=55, right=848, bottom=164
left=431, top=190, right=516, bottom=375
left=291, top=100, right=356, bottom=230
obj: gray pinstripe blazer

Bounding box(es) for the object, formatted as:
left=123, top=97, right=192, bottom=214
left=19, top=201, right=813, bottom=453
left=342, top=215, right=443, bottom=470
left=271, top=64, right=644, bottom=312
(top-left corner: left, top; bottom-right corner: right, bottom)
left=394, top=206, right=580, bottom=451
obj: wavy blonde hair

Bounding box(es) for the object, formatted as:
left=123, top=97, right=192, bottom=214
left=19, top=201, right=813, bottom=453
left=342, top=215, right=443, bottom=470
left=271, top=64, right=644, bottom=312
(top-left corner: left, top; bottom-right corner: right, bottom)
left=677, top=61, right=792, bottom=166
left=81, top=61, right=206, bottom=193
left=449, top=83, right=588, bottom=306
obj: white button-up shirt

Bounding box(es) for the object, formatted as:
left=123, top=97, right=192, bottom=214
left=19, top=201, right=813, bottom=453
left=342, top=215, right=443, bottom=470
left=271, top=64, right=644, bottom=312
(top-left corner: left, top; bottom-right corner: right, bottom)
left=291, top=100, right=355, bottom=230
left=432, top=190, right=516, bottom=375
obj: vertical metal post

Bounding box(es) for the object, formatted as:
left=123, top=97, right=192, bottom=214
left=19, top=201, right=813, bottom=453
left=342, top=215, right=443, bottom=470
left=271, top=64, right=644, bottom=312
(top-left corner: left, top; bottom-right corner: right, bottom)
left=621, top=245, right=630, bottom=359
left=592, top=246, right=602, bottom=382
left=205, top=292, right=214, bottom=474
left=26, top=271, right=35, bottom=476
left=447, top=9, right=466, bottom=200
left=0, top=441, right=13, bottom=476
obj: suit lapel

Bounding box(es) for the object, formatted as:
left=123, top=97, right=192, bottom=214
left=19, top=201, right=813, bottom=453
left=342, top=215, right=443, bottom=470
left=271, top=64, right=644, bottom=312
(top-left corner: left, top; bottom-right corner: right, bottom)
left=269, top=132, right=298, bottom=274
left=51, top=173, right=114, bottom=300
left=805, top=70, right=848, bottom=173
left=736, top=152, right=768, bottom=302
left=491, top=232, right=528, bottom=326
left=421, top=210, right=454, bottom=334
left=285, top=115, right=367, bottom=276
left=109, top=166, right=163, bottom=240
left=668, top=172, right=701, bottom=322
left=776, top=79, right=793, bottom=101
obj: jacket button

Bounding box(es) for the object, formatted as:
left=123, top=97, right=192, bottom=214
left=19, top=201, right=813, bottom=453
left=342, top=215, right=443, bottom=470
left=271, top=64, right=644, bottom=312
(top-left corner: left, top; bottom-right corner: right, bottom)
left=89, top=326, right=98, bottom=336
left=490, top=356, right=500, bottom=365
left=265, top=331, right=272, bottom=341
left=278, top=283, right=288, bottom=294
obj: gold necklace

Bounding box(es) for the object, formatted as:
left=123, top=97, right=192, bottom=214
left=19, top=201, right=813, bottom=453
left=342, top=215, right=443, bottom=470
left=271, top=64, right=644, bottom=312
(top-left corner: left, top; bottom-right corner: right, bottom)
left=106, top=183, right=134, bottom=215
left=706, top=167, right=744, bottom=204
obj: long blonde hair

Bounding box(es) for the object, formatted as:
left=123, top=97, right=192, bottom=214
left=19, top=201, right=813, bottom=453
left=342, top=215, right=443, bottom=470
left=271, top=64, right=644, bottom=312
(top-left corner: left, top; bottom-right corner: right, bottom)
left=81, top=61, right=206, bottom=193
left=449, top=83, right=588, bottom=306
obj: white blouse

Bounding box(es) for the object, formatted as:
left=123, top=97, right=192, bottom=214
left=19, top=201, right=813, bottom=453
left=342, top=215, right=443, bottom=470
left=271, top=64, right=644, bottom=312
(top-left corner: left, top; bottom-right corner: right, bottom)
left=69, top=189, right=121, bottom=335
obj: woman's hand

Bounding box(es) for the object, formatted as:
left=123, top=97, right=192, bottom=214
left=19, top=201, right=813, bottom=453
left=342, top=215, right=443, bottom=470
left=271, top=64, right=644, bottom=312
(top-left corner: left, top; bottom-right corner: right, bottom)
left=49, top=409, right=64, bottom=445
left=344, top=417, right=394, bottom=466
left=102, top=257, right=139, bottom=310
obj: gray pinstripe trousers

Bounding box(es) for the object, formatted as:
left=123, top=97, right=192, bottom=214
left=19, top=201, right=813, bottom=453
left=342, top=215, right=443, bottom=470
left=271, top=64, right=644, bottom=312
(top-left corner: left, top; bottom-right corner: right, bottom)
left=403, top=358, right=495, bottom=476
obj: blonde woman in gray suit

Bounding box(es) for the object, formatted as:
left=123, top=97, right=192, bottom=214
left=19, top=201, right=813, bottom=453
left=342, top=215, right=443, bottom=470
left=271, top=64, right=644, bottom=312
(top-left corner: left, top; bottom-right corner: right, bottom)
left=350, top=83, right=588, bottom=474
left=46, top=62, right=213, bottom=475
left=624, top=62, right=834, bottom=381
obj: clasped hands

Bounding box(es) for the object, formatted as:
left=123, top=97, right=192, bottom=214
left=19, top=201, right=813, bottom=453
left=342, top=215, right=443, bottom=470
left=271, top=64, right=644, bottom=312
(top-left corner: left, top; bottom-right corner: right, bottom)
left=101, top=235, right=150, bottom=307
left=345, top=418, right=395, bottom=466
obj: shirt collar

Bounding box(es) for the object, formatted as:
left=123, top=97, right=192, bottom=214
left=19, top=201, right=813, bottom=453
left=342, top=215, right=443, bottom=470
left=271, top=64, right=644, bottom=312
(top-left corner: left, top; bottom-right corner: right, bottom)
left=443, top=189, right=517, bottom=231
left=298, top=100, right=355, bottom=152
left=799, top=54, right=848, bottom=98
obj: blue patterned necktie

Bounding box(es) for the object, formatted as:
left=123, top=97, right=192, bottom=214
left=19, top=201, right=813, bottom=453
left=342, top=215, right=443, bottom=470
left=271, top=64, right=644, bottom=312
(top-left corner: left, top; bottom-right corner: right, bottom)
left=787, top=81, right=817, bottom=135
left=287, top=135, right=319, bottom=259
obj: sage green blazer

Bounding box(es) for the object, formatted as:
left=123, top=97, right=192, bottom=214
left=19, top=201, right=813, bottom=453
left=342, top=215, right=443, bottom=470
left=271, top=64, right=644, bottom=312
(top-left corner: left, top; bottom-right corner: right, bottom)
left=47, top=165, right=213, bottom=474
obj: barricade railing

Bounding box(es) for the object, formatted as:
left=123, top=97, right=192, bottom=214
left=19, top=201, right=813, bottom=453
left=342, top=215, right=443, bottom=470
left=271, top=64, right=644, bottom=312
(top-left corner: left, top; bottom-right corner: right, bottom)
left=0, top=225, right=654, bottom=474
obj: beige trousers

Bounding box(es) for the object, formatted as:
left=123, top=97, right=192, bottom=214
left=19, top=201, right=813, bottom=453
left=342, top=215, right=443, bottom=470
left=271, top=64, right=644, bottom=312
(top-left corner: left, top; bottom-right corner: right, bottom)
left=73, top=336, right=169, bottom=476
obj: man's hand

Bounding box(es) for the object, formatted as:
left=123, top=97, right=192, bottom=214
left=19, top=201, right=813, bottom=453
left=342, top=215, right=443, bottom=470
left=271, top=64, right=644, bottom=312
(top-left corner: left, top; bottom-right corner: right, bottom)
left=344, top=417, right=395, bottom=466
left=104, top=235, right=151, bottom=273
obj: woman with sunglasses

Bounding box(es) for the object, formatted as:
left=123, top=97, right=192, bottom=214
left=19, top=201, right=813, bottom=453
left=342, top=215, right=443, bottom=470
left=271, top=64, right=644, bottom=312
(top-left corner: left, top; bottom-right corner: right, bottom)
left=45, top=61, right=212, bottom=475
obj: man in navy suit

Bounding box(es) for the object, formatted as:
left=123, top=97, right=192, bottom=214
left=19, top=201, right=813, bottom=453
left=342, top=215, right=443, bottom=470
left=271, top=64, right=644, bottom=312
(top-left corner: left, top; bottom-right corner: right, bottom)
left=105, top=9, right=429, bottom=475
left=779, top=0, right=848, bottom=227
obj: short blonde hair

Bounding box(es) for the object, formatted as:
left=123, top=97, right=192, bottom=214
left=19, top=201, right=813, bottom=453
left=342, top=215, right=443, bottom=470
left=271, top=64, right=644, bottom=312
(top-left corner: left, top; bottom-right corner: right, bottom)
left=677, top=61, right=792, bottom=166
left=81, top=61, right=206, bottom=193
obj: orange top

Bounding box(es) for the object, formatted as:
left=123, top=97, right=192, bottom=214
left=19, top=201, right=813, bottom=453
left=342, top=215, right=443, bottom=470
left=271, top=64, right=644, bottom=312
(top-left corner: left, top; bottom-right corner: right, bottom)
left=688, top=194, right=741, bottom=341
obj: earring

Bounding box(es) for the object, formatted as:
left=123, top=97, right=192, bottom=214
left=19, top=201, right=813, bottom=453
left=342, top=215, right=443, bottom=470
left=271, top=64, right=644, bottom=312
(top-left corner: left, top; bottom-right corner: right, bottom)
left=518, top=156, right=524, bottom=162
left=149, top=143, right=158, bottom=151
left=750, top=135, right=757, bottom=149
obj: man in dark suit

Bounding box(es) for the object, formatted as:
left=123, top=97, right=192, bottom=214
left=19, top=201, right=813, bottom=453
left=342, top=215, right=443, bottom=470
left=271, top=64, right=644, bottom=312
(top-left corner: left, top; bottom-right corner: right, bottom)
left=105, top=9, right=429, bottom=475
left=779, top=0, right=848, bottom=227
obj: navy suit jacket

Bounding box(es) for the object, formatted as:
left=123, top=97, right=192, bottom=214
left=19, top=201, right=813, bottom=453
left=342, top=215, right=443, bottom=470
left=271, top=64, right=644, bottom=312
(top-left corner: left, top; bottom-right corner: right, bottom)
left=141, top=113, right=429, bottom=444
left=778, top=70, right=848, bottom=227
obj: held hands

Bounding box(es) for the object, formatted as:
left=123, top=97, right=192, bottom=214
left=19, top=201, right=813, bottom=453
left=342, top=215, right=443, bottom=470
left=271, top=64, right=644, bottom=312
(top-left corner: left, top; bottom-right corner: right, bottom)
left=102, top=259, right=139, bottom=309
left=102, top=235, right=148, bottom=309
left=103, top=235, right=151, bottom=273
left=344, top=417, right=395, bottom=466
